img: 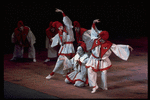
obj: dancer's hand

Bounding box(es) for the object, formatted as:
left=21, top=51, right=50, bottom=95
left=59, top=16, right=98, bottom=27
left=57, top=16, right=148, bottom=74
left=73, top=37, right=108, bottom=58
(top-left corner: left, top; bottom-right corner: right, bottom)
left=55, top=8, right=63, bottom=13
left=93, top=19, right=100, bottom=23
left=129, top=45, right=133, bottom=51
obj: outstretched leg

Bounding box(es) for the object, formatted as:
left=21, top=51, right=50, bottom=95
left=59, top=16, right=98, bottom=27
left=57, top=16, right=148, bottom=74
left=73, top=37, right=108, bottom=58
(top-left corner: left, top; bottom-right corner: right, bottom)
left=46, top=56, right=64, bottom=79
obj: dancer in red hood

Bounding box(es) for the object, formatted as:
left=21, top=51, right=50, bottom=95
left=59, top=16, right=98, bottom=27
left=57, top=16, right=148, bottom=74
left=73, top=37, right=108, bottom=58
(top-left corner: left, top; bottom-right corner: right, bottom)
left=11, top=21, right=36, bottom=62
left=46, top=8, right=75, bottom=79
left=45, top=21, right=58, bottom=62
left=73, top=21, right=92, bottom=51
left=59, top=41, right=89, bottom=87
left=86, top=19, right=133, bottom=93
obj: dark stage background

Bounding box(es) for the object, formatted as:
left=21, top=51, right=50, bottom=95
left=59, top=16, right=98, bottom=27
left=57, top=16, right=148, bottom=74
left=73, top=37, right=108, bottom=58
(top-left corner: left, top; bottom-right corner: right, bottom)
left=3, top=1, right=147, bottom=54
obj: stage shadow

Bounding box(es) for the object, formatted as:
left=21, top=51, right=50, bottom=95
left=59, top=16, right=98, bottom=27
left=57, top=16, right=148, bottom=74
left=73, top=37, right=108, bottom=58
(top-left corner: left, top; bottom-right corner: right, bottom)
left=11, top=58, right=33, bottom=63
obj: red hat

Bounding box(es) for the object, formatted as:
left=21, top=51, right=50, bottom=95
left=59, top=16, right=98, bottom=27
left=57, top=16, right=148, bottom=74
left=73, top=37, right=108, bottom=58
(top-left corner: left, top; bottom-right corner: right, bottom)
left=17, top=20, right=24, bottom=28
left=52, top=21, right=63, bottom=29
left=49, top=21, right=53, bottom=28
left=73, top=21, right=80, bottom=28
left=99, top=31, right=109, bottom=41
left=78, top=41, right=87, bottom=52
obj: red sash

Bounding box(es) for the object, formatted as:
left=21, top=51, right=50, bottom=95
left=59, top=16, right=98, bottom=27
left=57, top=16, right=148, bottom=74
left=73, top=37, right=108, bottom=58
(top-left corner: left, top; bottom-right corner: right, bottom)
left=21, top=27, right=29, bottom=42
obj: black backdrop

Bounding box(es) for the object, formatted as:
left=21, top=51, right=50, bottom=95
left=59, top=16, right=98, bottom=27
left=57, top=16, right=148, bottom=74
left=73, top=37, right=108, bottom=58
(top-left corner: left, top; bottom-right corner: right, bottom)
left=3, top=1, right=147, bottom=54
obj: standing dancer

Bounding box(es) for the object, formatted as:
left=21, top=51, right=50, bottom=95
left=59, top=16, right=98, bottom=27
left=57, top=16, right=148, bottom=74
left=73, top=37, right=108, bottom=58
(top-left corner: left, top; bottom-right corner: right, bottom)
left=73, top=21, right=92, bottom=51
left=86, top=19, right=133, bottom=93
left=11, top=20, right=36, bottom=62
left=46, top=9, right=75, bottom=79
left=44, top=21, right=58, bottom=62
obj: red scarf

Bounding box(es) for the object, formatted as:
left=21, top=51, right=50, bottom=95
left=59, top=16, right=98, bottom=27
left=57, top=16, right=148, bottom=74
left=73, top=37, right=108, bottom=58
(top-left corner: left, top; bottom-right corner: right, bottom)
left=14, top=26, right=29, bottom=43
left=91, top=40, right=112, bottom=58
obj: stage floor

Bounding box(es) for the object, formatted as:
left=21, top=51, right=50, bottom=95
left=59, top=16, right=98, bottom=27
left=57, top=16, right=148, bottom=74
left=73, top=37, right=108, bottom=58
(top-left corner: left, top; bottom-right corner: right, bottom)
left=4, top=37, right=148, bottom=99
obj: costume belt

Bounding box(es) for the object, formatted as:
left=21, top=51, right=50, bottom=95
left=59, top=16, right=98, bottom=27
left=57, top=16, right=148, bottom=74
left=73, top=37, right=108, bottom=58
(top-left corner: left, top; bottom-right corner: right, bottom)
left=92, top=53, right=103, bottom=61
left=64, top=42, right=73, bottom=44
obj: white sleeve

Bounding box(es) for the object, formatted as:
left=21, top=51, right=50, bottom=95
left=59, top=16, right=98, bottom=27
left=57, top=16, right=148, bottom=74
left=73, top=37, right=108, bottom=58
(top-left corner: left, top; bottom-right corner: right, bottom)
left=63, top=56, right=74, bottom=70
left=27, top=27, right=36, bottom=46
left=63, top=16, right=75, bottom=41
left=91, top=26, right=102, bottom=40
left=111, top=44, right=130, bottom=61
left=63, top=16, right=73, bottom=29
left=51, top=34, right=61, bottom=47
left=82, top=30, right=93, bottom=51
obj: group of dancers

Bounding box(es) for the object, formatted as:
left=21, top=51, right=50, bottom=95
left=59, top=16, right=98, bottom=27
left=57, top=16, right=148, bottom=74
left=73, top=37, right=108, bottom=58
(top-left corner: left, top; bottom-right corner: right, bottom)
left=10, top=8, right=133, bottom=93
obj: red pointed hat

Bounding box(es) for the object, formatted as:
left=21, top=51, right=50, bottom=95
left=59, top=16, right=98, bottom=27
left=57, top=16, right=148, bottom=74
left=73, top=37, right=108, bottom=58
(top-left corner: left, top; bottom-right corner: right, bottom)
left=73, top=21, right=80, bottom=28
left=52, top=21, right=63, bottom=29
left=17, top=20, right=24, bottom=28
left=99, top=31, right=109, bottom=41
left=78, top=41, right=87, bottom=52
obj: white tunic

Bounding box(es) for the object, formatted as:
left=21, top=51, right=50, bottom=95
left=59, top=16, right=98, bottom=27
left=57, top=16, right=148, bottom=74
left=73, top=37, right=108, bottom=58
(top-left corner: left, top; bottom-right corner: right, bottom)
left=82, top=30, right=93, bottom=51
left=86, top=44, right=130, bottom=72
left=65, top=53, right=89, bottom=86
left=50, top=15, right=75, bottom=75
left=51, top=16, right=75, bottom=57
left=86, top=25, right=130, bottom=72
left=45, top=36, right=57, bottom=58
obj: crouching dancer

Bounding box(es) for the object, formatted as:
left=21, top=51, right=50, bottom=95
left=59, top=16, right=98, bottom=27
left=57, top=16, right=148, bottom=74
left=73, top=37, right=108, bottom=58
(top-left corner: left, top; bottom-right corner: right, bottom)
left=86, top=19, right=133, bottom=93
left=11, top=20, right=36, bottom=62
left=60, top=41, right=89, bottom=87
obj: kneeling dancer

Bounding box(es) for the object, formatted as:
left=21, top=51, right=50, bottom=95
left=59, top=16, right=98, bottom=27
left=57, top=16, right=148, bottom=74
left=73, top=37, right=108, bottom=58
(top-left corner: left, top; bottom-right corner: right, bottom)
left=61, top=41, right=89, bottom=87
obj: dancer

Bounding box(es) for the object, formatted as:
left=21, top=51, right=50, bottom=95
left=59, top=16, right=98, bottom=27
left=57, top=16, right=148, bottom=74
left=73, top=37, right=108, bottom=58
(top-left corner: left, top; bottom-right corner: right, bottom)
left=45, top=21, right=58, bottom=62
left=46, top=8, right=75, bottom=79
left=60, top=41, right=89, bottom=87
left=86, top=19, right=133, bottom=93
left=73, top=21, right=92, bottom=51
left=11, top=20, right=36, bottom=62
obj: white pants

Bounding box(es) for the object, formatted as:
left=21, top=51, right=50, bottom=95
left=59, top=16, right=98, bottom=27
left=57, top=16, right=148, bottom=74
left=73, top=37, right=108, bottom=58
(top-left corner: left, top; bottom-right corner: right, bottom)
left=88, top=67, right=107, bottom=90
left=12, top=44, right=36, bottom=59
left=52, top=55, right=71, bottom=75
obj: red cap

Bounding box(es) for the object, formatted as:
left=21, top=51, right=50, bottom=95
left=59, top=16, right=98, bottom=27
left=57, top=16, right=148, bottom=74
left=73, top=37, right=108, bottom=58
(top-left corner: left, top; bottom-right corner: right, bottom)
left=52, top=21, right=63, bottom=29
left=73, top=21, right=80, bottom=28
left=17, top=20, right=24, bottom=28
left=99, top=31, right=109, bottom=41
left=78, top=41, right=87, bottom=52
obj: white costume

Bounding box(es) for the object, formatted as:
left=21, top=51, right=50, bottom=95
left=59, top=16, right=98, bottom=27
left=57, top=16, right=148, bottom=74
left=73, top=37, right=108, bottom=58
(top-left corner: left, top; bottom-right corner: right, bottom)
left=51, top=14, right=75, bottom=58
left=82, top=30, right=92, bottom=51
left=45, top=21, right=58, bottom=62
left=64, top=49, right=89, bottom=87
left=85, top=22, right=131, bottom=93
left=73, top=21, right=92, bottom=52
left=11, top=22, right=36, bottom=62
left=45, top=36, right=57, bottom=58
left=46, top=12, right=75, bottom=79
